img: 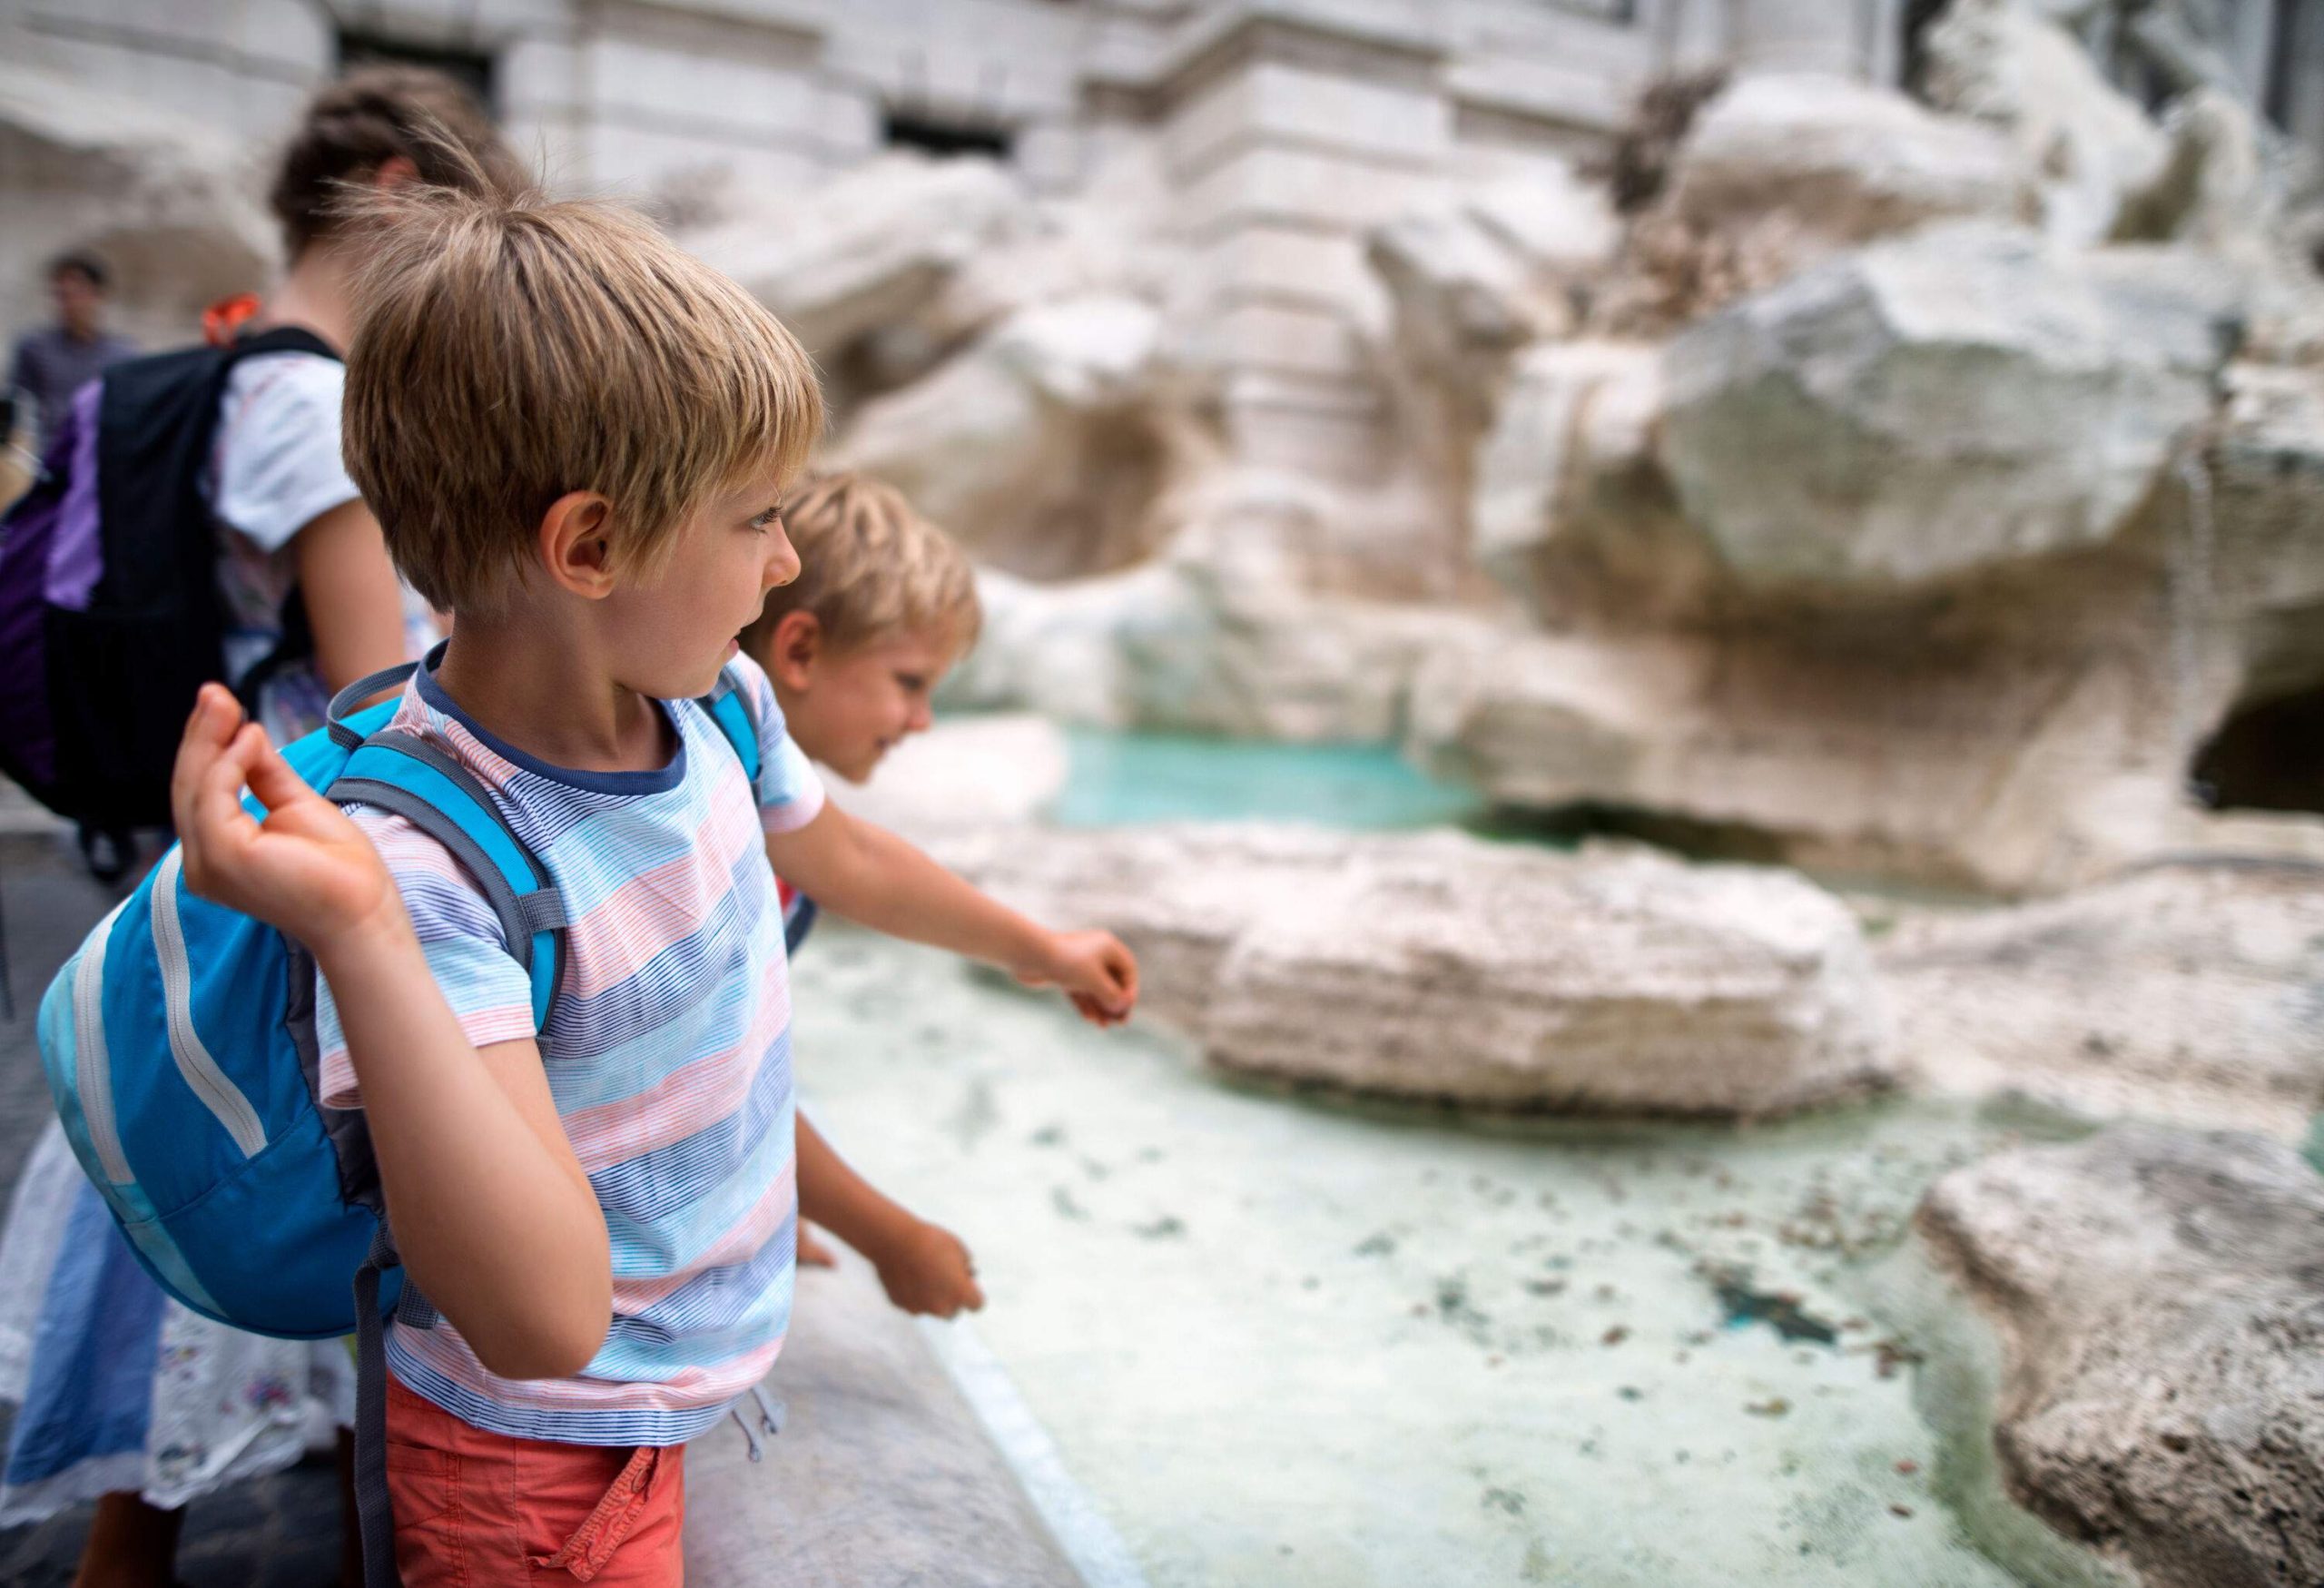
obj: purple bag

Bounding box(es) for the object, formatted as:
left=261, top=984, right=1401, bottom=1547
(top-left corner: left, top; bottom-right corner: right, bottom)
left=0, top=328, right=337, bottom=866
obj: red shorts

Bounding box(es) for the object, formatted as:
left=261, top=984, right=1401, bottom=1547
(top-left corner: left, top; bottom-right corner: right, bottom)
left=385, top=1375, right=687, bottom=1586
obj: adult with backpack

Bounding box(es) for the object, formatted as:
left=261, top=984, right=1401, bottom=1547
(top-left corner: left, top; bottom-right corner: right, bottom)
left=0, top=68, right=526, bottom=1588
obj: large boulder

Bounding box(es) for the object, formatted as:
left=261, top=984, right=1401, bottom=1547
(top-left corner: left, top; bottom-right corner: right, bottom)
left=1404, top=602, right=2324, bottom=895
left=1915, top=1127, right=2324, bottom=1588
left=1921, top=0, right=2172, bottom=246
left=1470, top=339, right=1715, bottom=622
left=1367, top=164, right=1620, bottom=381
left=1669, top=73, right=2027, bottom=247
left=1659, top=223, right=2240, bottom=589
left=836, top=295, right=1188, bottom=579
left=685, top=154, right=1029, bottom=365
left=1880, top=861, right=2324, bottom=1139
left=947, top=825, right=1892, bottom=1116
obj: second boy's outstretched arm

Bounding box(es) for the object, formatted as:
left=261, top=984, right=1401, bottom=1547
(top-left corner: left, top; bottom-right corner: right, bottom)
left=762, top=803, right=1138, bottom=1025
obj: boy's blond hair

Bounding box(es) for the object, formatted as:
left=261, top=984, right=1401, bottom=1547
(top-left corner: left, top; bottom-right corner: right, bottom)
left=743, top=472, right=981, bottom=658
left=342, top=182, right=822, bottom=614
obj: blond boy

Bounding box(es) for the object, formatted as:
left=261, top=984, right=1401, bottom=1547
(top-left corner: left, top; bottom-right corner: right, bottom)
left=753, top=471, right=988, bottom=1300
left=170, top=186, right=1135, bottom=1585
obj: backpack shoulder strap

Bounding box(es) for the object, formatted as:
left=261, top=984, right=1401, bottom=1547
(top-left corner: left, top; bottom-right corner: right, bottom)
left=318, top=666, right=566, bottom=1029
left=698, top=671, right=763, bottom=786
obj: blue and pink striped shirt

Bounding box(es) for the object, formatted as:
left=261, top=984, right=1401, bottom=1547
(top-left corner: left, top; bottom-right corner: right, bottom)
left=316, top=652, right=824, bottom=1446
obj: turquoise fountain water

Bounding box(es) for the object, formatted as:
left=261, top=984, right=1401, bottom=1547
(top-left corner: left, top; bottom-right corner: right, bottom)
left=1049, top=727, right=1482, bottom=831
left=798, top=731, right=2119, bottom=1586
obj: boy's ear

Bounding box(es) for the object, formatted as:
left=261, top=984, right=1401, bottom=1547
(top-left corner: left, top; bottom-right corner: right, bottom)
left=372, top=154, right=421, bottom=192
left=538, top=491, right=617, bottom=599
left=765, top=609, right=823, bottom=692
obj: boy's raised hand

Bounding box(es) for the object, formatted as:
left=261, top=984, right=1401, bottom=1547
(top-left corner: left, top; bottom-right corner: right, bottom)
left=1017, top=928, right=1139, bottom=1029
left=171, top=684, right=400, bottom=948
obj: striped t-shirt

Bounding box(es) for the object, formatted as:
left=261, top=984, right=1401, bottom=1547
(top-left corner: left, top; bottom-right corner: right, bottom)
left=315, top=651, right=824, bottom=1446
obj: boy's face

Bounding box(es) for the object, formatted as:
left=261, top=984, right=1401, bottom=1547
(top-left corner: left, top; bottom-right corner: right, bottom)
left=769, top=624, right=956, bottom=784
left=604, top=467, right=800, bottom=701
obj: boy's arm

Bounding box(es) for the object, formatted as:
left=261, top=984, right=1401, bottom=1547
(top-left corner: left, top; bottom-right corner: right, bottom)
left=763, top=803, right=1137, bottom=1023
left=173, top=686, right=611, bottom=1379
left=796, top=1116, right=982, bottom=1317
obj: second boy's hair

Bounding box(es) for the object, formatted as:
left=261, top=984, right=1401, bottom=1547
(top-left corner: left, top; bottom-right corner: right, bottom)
left=342, top=184, right=822, bottom=613
left=743, top=472, right=981, bottom=659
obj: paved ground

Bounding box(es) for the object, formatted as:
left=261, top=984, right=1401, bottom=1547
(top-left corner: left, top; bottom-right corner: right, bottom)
left=0, top=837, right=347, bottom=1587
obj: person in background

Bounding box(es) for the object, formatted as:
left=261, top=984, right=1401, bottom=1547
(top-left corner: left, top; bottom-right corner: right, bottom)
left=0, top=66, right=525, bottom=1588
left=4, top=252, right=137, bottom=455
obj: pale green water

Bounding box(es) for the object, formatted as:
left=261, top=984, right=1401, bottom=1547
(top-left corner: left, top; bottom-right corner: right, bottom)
left=794, top=932, right=2108, bottom=1588
left=1051, top=729, right=1482, bottom=831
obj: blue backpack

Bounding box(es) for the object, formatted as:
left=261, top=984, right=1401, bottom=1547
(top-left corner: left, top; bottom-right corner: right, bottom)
left=36, top=652, right=763, bottom=1582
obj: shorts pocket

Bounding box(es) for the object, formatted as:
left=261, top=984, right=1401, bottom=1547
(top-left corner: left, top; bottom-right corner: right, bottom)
left=384, top=1439, right=458, bottom=1536
left=527, top=1445, right=668, bottom=1583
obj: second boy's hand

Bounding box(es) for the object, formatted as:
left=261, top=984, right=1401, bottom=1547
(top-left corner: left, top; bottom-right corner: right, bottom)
left=763, top=801, right=1139, bottom=1028
left=1013, top=928, right=1138, bottom=1029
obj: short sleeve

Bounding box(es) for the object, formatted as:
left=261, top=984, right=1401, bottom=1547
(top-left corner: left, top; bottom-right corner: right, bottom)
left=722, top=655, right=825, bottom=835
left=210, top=353, right=361, bottom=554
left=314, top=808, right=537, bottom=1109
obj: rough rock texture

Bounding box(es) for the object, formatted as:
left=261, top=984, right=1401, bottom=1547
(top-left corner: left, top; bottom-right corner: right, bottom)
left=685, top=1248, right=1077, bottom=1587
left=1369, top=165, right=1620, bottom=382
left=1922, top=0, right=2171, bottom=246
left=1369, top=164, right=1624, bottom=569
left=1670, top=73, right=2027, bottom=248
left=1659, top=222, right=2239, bottom=589
left=1880, top=861, right=2324, bottom=1138
left=2210, top=362, right=2324, bottom=697
left=1916, top=1127, right=2324, bottom=1588
left=945, top=824, right=1891, bottom=1116
left=1470, top=339, right=1714, bottom=624
left=0, top=64, right=273, bottom=347
left=838, top=295, right=1193, bottom=579
left=943, top=504, right=1461, bottom=742
left=1405, top=603, right=2165, bottom=894
left=685, top=154, right=1028, bottom=370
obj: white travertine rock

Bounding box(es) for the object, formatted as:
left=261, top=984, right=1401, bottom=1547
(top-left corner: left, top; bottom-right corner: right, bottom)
left=1916, top=1127, right=2324, bottom=1588
left=1471, top=339, right=1715, bottom=622
left=942, top=554, right=1455, bottom=744
left=947, top=824, right=1891, bottom=1116
left=1881, top=861, right=2324, bottom=1139
left=1368, top=163, right=1620, bottom=370
left=1921, top=0, right=2171, bottom=245
left=1671, top=73, right=2028, bottom=246
left=685, top=154, right=1028, bottom=362
left=1659, top=223, right=2238, bottom=588
left=837, top=295, right=1184, bottom=580
left=2211, top=362, right=2324, bottom=695
left=1402, top=607, right=2324, bottom=896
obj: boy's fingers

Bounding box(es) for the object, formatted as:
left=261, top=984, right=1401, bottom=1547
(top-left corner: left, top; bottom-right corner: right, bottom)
left=171, top=685, right=241, bottom=825
left=236, top=725, right=311, bottom=814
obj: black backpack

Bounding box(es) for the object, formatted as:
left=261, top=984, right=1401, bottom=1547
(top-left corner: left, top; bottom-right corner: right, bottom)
left=0, top=327, right=338, bottom=874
